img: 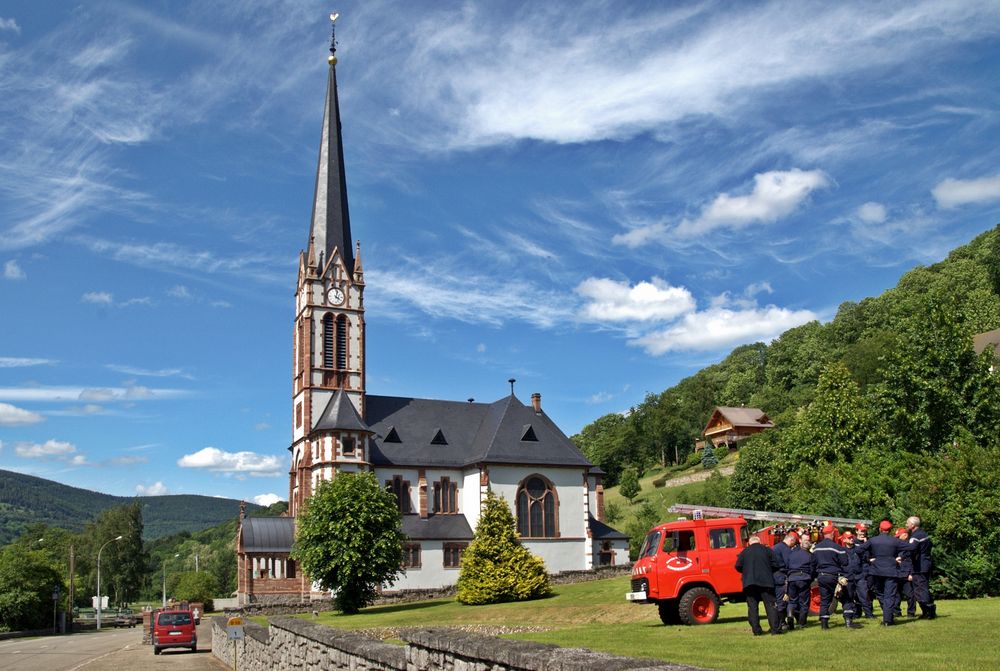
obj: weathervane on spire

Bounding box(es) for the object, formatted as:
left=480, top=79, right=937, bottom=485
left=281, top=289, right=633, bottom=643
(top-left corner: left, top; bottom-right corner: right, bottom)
left=328, top=12, right=339, bottom=64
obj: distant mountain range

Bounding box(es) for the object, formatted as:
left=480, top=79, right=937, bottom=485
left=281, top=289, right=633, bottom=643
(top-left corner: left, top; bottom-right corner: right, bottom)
left=0, top=469, right=264, bottom=544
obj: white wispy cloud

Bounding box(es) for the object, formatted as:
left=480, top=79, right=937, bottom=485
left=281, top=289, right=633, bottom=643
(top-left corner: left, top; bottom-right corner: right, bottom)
left=3, top=260, right=25, bottom=279
left=0, top=402, right=44, bottom=426
left=15, top=439, right=77, bottom=459
left=136, top=481, right=168, bottom=496
left=0, top=385, right=189, bottom=402
left=857, top=202, right=888, bottom=223
left=0, top=17, right=20, bottom=34
left=633, top=302, right=816, bottom=355
left=110, top=455, right=148, bottom=465
left=254, top=422, right=271, bottom=431
left=177, top=446, right=283, bottom=476
left=576, top=277, right=695, bottom=322
left=252, top=493, right=282, bottom=506
left=932, top=175, right=1000, bottom=208
left=82, top=291, right=113, bottom=305
left=106, top=364, right=194, bottom=379
left=0, top=357, right=55, bottom=368
left=167, top=285, right=192, bottom=299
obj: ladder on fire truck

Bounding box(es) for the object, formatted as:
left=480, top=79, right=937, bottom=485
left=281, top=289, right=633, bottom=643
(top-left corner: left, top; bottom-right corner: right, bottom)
left=668, top=503, right=871, bottom=527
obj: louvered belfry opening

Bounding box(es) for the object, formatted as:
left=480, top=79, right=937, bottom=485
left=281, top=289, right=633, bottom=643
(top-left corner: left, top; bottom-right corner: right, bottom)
left=323, top=314, right=335, bottom=368
left=336, top=315, right=348, bottom=369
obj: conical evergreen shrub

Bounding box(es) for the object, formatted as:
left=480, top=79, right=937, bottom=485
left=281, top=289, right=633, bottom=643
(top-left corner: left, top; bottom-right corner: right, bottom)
left=456, top=490, right=552, bottom=605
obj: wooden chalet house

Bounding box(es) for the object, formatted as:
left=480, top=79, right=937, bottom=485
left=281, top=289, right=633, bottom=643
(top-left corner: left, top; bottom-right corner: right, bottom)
left=701, top=406, right=774, bottom=450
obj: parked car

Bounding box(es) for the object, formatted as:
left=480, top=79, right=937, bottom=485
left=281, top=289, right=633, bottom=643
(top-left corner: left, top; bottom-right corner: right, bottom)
left=114, top=608, right=137, bottom=628
left=152, top=609, right=197, bottom=655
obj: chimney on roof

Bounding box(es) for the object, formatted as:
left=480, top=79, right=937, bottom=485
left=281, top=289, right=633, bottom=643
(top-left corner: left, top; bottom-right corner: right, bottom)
left=531, top=392, right=541, bottom=414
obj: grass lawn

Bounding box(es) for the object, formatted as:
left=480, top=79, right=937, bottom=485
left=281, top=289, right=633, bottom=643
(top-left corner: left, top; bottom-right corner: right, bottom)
left=304, top=575, right=999, bottom=671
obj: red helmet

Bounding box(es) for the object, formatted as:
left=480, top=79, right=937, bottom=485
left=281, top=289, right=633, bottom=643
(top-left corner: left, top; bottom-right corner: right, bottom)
left=879, top=520, right=893, bottom=532
left=822, top=524, right=836, bottom=535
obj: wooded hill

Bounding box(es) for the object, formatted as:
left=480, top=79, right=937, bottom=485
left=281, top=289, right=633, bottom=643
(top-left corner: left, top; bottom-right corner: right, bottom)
left=574, top=224, right=1000, bottom=598
left=0, top=468, right=264, bottom=544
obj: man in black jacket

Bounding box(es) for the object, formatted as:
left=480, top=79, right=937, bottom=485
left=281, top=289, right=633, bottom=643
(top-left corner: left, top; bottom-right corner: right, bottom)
left=735, top=535, right=784, bottom=636
left=907, top=515, right=937, bottom=619
left=869, top=519, right=908, bottom=626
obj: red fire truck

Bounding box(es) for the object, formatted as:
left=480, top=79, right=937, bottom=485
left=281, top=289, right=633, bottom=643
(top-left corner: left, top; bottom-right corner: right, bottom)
left=625, top=504, right=871, bottom=625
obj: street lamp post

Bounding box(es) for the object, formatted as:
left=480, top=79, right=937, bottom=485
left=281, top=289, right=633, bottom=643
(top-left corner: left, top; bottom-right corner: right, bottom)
left=96, top=535, right=123, bottom=630
left=162, top=553, right=179, bottom=608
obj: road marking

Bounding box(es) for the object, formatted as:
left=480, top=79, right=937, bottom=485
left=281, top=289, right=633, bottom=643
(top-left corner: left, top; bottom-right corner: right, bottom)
left=67, top=642, right=133, bottom=671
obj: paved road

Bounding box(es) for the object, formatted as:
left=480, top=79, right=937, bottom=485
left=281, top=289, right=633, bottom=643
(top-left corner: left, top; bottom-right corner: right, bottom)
left=0, top=619, right=226, bottom=671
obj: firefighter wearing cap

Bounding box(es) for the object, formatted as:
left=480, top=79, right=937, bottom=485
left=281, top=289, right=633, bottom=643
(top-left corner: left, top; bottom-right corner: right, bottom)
left=843, top=530, right=873, bottom=619
left=907, top=515, right=937, bottom=619
left=894, top=528, right=916, bottom=618
left=868, top=519, right=908, bottom=626
left=784, top=535, right=816, bottom=629
left=772, top=531, right=798, bottom=626
left=813, top=524, right=854, bottom=629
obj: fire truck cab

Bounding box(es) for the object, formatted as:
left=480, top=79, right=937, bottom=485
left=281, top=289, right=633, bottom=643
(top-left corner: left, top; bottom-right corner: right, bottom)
left=627, top=515, right=749, bottom=625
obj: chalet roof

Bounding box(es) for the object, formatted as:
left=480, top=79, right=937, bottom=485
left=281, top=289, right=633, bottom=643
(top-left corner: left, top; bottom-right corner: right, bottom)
left=240, top=516, right=294, bottom=553
left=703, top=406, right=774, bottom=436
left=366, top=394, right=593, bottom=470
left=973, top=328, right=1000, bottom=357
left=402, top=514, right=474, bottom=540
left=314, top=389, right=370, bottom=433
left=589, top=516, right=628, bottom=540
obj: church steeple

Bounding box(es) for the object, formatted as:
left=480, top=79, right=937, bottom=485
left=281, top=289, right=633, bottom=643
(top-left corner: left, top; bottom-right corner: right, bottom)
left=309, top=13, right=353, bottom=273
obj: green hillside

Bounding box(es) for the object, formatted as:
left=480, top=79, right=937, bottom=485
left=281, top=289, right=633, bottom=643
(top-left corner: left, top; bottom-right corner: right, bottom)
left=0, top=468, right=263, bottom=543
left=575, top=223, right=1000, bottom=598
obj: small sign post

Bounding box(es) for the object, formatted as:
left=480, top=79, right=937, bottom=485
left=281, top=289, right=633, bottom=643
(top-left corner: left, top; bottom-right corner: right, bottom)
left=227, top=617, right=244, bottom=671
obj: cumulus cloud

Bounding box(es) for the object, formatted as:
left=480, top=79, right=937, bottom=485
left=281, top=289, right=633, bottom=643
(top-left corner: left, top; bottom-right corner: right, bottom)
left=576, top=277, right=695, bottom=322
left=178, top=446, right=283, bottom=476
left=4, top=260, right=25, bottom=279
left=0, top=17, right=19, bottom=34
left=0, top=402, right=44, bottom=426
left=932, top=175, right=1000, bottom=209
left=252, top=493, right=283, bottom=506
left=857, top=202, right=887, bottom=223
left=15, top=439, right=77, bottom=459
left=82, top=291, right=113, bottom=305
left=136, top=481, right=168, bottom=496
left=632, top=303, right=816, bottom=355
left=674, top=169, right=831, bottom=238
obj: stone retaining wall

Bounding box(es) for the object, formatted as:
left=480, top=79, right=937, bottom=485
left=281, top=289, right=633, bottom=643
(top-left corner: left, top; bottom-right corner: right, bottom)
left=212, top=616, right=711, bottom=671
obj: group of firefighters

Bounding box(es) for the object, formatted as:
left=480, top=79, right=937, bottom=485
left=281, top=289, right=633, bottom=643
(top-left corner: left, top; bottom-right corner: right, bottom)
left=736, top=515, right=937, bottom=635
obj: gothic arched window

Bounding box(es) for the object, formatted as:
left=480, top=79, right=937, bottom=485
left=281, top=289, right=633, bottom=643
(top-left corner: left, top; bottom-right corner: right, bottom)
left=322, top=314, right=335, bottom=368
left=516, top=475, right=558, bottom=538
left=336, top=315, right=348, bottom=369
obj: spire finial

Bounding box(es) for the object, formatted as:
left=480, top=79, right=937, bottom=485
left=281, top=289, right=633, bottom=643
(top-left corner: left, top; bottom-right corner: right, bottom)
left=508, top=378, right=516, bottom=396
left=328, top=12, right=339, bottom=65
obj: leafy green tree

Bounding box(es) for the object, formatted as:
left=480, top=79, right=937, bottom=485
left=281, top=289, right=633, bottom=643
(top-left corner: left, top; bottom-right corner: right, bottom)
left=791, top=362, right=875, bottom=463
left=625, top=501, right=661, bottom=560
left=292, top=472, right=403, bottom=614
left=78, top=502, right=147, bottom=606
left=456, top=491, right=551, bottom=605
left=603, top=501, right=623, bottom=525
left=0, top=547, right=64, bottom=632
left=728, top=433, right=789, bottom=512
left=618, top=466, right=640, bottom=503
left=174, top=571, right=219, bottom=611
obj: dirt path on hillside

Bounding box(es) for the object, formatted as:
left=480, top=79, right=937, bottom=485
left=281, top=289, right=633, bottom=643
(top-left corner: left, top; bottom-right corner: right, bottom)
left=658, top=464, right=735, bottom=488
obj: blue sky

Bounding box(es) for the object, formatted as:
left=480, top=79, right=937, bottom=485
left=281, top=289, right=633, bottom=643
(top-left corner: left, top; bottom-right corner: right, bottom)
left=2, top=1, right=1000, bottom=506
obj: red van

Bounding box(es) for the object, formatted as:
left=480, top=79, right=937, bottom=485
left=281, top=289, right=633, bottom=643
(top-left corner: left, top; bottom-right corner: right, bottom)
left=152, top=609, right=197, bottom=654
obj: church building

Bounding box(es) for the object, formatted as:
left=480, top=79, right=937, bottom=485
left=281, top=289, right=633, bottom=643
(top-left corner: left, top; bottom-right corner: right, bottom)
left=236, top=24, right=627, bottom=604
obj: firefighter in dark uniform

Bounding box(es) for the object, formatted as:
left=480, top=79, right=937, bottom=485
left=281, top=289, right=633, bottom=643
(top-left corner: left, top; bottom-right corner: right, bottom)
left=894, top=528, right=916, bottom=617
left=784, top=535, right=816, bottom=629
left=855, top=522, right=875, bottom=616
left=772, top=531, right=798, bottom=626
left=813, top=524, right=855, bottom=629
left=907, top=515, right=937, bottom=619
left=868, top=519, right=908, bottom=626
left=841, top=530, right=872, bottom=618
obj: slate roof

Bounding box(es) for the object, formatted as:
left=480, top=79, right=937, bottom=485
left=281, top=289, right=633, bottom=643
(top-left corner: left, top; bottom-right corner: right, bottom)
left=366, top=394, right=593, bottom=469
left=309, top=61, right=353, bottom=273
left=240, top=516, right=295, bottom=553
left=973, top=328, right=1000, bottom=357
left=589, top=516, right=629, bottom=540
left=402, top=514, right=474, bottom=540
left=314, top=389, right=370, bottom=432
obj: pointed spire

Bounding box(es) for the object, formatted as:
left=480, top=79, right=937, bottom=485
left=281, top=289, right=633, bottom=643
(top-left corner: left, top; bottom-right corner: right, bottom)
left=309, top=12, right=354, bottom=276
left=353, top=240, right=363, bottom=276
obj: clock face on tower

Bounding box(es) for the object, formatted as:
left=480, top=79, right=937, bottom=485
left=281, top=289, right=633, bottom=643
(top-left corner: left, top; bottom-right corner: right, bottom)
left=326, top=287, right=345, bottom=305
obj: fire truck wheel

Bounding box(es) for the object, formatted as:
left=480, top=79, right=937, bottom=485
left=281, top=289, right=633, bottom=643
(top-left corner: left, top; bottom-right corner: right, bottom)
left=658, top=599, right=680, bottom=625
left=678, top=587, right=720, bottom=625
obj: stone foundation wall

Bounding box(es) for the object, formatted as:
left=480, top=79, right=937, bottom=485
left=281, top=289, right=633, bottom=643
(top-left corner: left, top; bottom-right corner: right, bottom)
left=212, top=616, right=711, bottom=671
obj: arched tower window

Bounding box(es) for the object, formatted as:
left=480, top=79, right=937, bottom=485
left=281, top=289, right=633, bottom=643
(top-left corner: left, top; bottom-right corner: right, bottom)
left=336, top=315, right=348, bottom=369
left=516, top=475, right=558, bottom=538
left=322, top=314, right=335, bottom=368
